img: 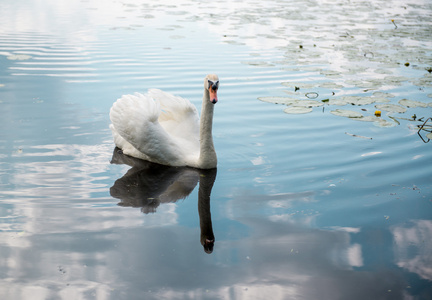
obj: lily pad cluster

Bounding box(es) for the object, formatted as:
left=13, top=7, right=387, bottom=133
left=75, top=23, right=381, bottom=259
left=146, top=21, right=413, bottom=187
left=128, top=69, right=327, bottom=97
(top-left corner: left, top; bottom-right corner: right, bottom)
left=193, top=0, right=432, bottom=132
left=258, top=92, right=432, bottom=129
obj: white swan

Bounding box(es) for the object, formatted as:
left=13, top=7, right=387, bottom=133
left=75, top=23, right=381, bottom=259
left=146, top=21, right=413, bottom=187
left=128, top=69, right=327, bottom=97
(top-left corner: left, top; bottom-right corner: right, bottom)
left=109, top=74, right=219, bottom=169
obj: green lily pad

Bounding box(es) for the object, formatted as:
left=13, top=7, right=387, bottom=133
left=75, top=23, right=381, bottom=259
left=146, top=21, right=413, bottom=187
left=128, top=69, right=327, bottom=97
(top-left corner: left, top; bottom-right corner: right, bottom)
left=399, top=99, right=429, bottom=108
left=330, top=109, right=363, bottom=118
left=355, top=116, right=381, bottom=122
left=340, top=96, right=378, bottom=106
left=384, top=76, right=409, bottom=85
left=283, top=106, right=313, bottom=114
left=375, top=104, right=407, bottom=113
left=373, top=119, right=398, bottom=127
left=242, top=61, right=274, bottom=67
left=328, top=99, right=348, bottom=106
left=371, top=97, right=391, bottom=103
left=320, top=70, right=342, bottom=77
left=374, top=68, right=394, bottom=75
left=354, top=116, right=397, bottom=127
left=281, top=82, right=316, bottom=89
left=373, top=92, right=395, bottom=98
left=292, top=100, right=323, bottom=107
left=346, top=79, right=381, bottom=89
left=319, top=82, right=344, bottom=89
left=258, top=96, right=298, bottom=105
left=412, top=76, right=432, bottom=87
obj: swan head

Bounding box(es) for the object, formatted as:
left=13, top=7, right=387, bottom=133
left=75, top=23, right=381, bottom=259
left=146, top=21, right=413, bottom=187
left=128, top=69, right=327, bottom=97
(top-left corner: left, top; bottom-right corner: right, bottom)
left=202, top=238, right=215, bottom=254
left=205, top=74, right=219, bottom=104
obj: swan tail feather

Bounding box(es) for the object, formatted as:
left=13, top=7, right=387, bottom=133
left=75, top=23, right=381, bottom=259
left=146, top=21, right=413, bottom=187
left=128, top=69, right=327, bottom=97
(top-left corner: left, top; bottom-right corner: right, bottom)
left=109, top=92, right=184, bottom=166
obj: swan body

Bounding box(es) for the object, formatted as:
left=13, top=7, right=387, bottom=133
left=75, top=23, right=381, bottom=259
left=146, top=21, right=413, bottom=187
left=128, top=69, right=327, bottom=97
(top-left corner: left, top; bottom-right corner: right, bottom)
left=109, top=74, right=219, bottom=169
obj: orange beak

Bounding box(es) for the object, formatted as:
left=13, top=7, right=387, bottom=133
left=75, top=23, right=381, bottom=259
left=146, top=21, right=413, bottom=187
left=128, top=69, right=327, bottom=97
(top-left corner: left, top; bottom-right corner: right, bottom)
left=209, top=87, right=218, bottom=104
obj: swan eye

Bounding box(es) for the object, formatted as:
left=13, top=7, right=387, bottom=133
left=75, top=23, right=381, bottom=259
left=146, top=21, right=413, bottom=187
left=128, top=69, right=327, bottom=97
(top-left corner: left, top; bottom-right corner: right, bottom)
left=208, top=80, right=219, bottom=90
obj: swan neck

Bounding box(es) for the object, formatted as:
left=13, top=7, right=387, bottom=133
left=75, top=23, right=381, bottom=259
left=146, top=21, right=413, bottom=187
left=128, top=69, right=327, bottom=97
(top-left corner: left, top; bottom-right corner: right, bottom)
left=198, top=89, right=217, bottom=169
left=198, top=168, right=217, bottom=253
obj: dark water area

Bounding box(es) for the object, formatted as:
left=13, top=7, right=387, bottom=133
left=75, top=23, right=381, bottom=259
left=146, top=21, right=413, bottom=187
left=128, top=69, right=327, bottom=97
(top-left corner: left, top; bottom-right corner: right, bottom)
left=0, top=0, right=431, bottom=299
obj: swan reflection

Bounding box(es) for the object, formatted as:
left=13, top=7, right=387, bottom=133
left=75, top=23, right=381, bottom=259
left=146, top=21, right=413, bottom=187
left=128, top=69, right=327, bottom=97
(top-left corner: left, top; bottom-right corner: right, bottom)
left=110, top=148, right=217, bottom=253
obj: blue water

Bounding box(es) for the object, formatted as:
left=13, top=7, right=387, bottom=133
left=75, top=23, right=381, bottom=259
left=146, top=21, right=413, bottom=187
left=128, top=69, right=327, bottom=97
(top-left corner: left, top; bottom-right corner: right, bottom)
left=1, top=0, right=431, bottom=299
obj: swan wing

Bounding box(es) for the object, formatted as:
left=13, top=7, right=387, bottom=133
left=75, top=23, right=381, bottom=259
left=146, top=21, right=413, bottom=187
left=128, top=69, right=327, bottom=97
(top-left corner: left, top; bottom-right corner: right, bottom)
left=148, top=89, right=200, bottom=144
left=110, top=92, right=187, bottom=166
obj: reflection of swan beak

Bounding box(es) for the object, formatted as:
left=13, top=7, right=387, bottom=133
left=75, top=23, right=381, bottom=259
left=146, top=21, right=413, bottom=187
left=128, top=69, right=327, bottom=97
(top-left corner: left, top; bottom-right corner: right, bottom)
left=203, top=238, right=215, bottom=254
left=209, top=87, right=218, bottom=104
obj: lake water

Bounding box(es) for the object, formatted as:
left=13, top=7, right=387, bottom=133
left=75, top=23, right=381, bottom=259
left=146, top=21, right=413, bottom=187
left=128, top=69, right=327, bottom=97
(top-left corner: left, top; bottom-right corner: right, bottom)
left=1, top=0, right=431, bottom=299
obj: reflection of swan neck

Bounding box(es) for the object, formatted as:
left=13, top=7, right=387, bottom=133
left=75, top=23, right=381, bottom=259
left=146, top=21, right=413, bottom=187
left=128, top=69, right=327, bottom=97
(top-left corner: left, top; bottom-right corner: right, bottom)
left=198, top=169, right=217, bottom=253
left=198, top=89, right=217, bottom=169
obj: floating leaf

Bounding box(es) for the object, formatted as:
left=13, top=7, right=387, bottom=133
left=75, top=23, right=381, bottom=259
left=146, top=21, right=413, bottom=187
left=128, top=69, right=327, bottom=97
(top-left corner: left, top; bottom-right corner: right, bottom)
left=354, top=116, right=397, bottom=127
left=292, top=100, right=323, bottom=107
left=330, top=109, right=363, bottom=118
left=281, top=82, right=316, bottom=89
left=371, top=97, right=391, bottom=103
left=328, top=99, right=348, bottom=106
left=374, top=68, right=394, bottom=75
left=399, top=99, right=429, bottom=108
left=355, top=116, right=381, bottom=122
left=283, top=106, right=313, bottom=114
left=346, top=79, right=381, bottom=89
left=375, top=104, right=407, bottom=113
left=342, top=66, right=368, bottom=75
left=320, top=70, right=342, bottom=77
left=338, top=96, right=362, bottom=103
left=242, top=61, right=274, bottom=67
left=373, top=119, right=397, bottom=127
left=319, top=82, right=344, bottom=89
left=384, top=76, right=409, bottom=84
left=412, top=76, right=432, bottom=87
left=379, top=63, right=401, bottom=68
left=258, top=96, right=297, bottom=105
left=295, top=66, right=322, bottom=72
left=340, top=96, right=378, bottom=106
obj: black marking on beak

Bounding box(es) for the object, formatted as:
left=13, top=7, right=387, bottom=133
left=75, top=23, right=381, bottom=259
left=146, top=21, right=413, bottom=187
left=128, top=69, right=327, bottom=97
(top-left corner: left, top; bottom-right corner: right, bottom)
left=208, top=80, right=219, bottom=91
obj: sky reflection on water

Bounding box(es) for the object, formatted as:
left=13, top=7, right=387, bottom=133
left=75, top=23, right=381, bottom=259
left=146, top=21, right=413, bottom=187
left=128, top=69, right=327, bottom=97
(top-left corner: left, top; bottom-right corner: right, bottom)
left=0, top=0, right=431, bottom=299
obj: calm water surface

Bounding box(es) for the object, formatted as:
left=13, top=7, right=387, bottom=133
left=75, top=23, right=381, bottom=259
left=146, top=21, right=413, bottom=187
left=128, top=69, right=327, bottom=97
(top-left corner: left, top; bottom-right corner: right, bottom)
left=1, top=0, right=431, bottom=299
